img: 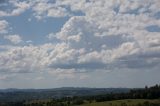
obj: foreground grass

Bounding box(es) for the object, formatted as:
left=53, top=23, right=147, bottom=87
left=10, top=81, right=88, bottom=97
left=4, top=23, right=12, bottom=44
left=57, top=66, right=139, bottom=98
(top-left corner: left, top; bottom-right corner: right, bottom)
left=79, top=99, right=160, bottom=106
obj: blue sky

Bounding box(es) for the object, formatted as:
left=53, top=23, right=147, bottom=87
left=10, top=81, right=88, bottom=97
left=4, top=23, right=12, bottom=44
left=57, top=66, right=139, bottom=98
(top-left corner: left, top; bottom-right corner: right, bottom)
left=0, top=0, right=160, bottom=89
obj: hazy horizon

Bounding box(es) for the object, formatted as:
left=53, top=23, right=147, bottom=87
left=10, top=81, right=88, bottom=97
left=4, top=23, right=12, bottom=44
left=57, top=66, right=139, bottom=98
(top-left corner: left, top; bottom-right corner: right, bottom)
left=0, top=0, right=160, bottom=89
left=0, top=86, right=146, bottom=89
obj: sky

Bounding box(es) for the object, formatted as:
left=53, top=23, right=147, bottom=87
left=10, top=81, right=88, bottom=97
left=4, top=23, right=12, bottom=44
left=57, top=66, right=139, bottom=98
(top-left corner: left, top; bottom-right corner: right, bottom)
left=0, top=0, right=160, bottom=89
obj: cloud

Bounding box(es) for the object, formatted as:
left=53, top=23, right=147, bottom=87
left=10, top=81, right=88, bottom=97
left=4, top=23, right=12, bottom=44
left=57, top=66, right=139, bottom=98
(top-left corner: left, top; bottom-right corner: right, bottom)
left=26, top=40, right=33, bottom=44
left=0, top=74, right=15, bottom=81
left=49, top=68, right=76, bottom=80
left=47, top=0, right=160, bottom=72
left=0, top=43, right=56, bottom=73
left=79, top=74, right=89, bottom=80
left=0, top=20, right=8, bottom=33
left=31, top=0, right=70, bottom=20
left=10, top=1, right=30, bottom=16
left=0, top=1, right=31, bottom=17
left=34, top=76, right=45, bottom=81
left=4, top=35, right=22, bottom=44
left=0, top=75, right=10, bottom=80
left=0, top=0, right=160, bottom=81
left=47, top=6, right=69, bottom=18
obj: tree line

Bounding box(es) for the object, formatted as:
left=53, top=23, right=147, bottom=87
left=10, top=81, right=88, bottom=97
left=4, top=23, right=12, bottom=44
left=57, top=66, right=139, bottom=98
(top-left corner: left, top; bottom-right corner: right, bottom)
left=0, top=84, right=160, bottom=106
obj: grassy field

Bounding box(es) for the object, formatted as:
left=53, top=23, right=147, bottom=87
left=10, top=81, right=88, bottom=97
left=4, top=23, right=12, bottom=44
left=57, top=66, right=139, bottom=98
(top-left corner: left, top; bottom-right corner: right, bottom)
left=79, top=99, right=160, bottom=106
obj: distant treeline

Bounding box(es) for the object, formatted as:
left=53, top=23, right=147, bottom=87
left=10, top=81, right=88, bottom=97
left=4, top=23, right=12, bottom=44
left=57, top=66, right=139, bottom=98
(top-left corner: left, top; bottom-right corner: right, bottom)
left=0, top=84, right=160, bottom=106
left=0, top=88, right=130, bottom=102
left=87, top=84, right=160, bottom=102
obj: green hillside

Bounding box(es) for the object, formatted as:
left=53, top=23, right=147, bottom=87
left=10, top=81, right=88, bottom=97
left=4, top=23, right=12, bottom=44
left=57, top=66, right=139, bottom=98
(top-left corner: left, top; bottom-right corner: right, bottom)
left=80, top=99, right=160, bottom=106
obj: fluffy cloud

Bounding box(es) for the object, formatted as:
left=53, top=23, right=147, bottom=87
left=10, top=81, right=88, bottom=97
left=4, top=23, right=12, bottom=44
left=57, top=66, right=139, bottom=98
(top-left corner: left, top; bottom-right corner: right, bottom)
left=48, top=0, right=160, bottom=71
left=47, top=7, right=69, bottom=18
left=0, top=1, right=31, bottom=17
left=0, top=44, right=53, bottom=73
left=31, top=0, right=70, bottom=20
left=4, top=35, right=22, bottom=44
left=0, top=0, right=160, bottom=80
left=0, top=20, right=8, bottom=33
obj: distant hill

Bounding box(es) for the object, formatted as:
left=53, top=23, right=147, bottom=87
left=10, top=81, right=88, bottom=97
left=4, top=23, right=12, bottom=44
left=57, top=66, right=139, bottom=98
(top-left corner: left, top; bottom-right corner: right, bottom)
left=0, top=87, right=130, bottom=102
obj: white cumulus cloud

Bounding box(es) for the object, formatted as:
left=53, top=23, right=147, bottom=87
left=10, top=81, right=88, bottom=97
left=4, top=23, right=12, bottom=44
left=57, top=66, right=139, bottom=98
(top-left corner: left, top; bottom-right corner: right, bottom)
left=4, top=35, right=22, bottom=44
left=0, top=20, right=8, bottom=33
left=0, top=0, right=160, bottom=81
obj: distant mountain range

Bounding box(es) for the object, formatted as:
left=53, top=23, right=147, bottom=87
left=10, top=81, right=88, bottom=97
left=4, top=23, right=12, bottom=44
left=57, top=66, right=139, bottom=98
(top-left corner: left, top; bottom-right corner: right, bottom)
left=0, top=87, right=130, bottom=102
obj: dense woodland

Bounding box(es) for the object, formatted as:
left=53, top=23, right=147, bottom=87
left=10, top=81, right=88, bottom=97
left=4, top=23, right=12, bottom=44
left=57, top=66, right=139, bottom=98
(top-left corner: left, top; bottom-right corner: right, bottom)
left=0, top=84, right=160, bottom=106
